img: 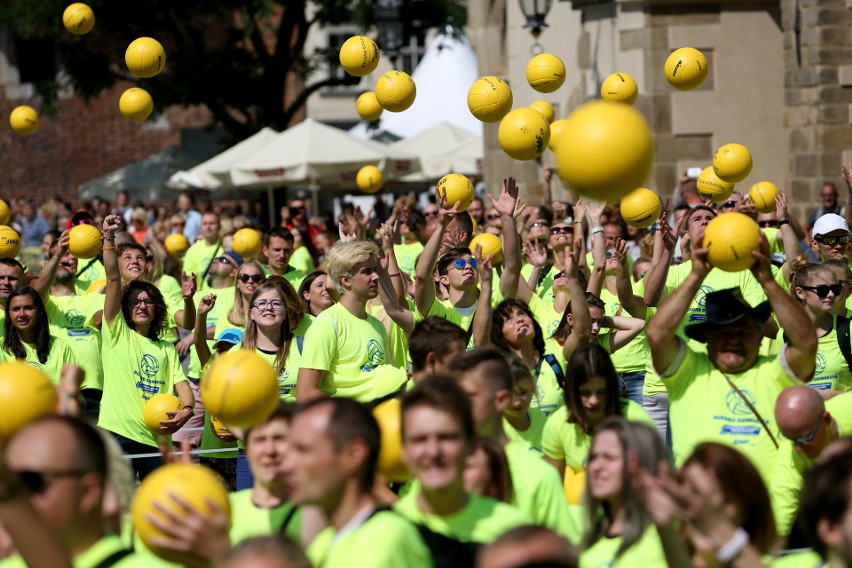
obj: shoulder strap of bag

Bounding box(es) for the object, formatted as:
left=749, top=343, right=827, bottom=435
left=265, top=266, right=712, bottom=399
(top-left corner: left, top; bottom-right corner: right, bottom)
left=76, top=255, right=101, bottom=278
left=721, top=372, right=779, bottom=449
left=200, top=242, right=222, bottom=283
left=836, top=315, right=852, bottom=375
left=94, top=549, right=133, bottom=568
left=278, top=505, right=300, bottom=535
left=542, top=354, right=566, bottom=390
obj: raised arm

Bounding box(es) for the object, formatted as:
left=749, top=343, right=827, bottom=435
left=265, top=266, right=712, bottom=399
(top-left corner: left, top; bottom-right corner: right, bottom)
left=491, top=178, right=523, bottom=300
left=604, top=315, right=646, bottom=352
left=471, top=245, right=493, bottom=347
left=614, top=238, right=646, bottom=319
left=647, top=248, right=712, bottom=373
left=644, top=210, right=683, bottom=306
left=194, top=294, right=216, bottom=368
left=376, top=220, right=406, bottom=304
left=173, top=271, right=197, bottom=330
left=32, top=230, right=69, bottom=301
left=842, top=163, right=852, bottom=224
left=777, top=188, right=802, bottom=283
left=376, top=254, right=415, bottom=335
left=586, top=200, right=606, bottom=296
left=414, top=191, right=458, bottom=315
left=750, top=236, right=817, bottom=381
left=519, top=240, right=548, bottom=303
left=562, top=244, right=592, bottom=362
left=102, top=215, right=123, bottom=327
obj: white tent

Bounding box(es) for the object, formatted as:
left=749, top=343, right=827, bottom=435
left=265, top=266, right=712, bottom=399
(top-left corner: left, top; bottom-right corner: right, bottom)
left=350, top=32, right=482, bottom=140
left=389, top=121, right=480, bottom=181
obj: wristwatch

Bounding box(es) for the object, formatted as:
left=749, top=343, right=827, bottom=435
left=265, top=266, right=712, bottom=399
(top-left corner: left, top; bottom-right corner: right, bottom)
left=778, top=218, right=790, bottom=226
left=183, top=405, right=195, bottom=416
left=715, top=528, right=749, bottom=564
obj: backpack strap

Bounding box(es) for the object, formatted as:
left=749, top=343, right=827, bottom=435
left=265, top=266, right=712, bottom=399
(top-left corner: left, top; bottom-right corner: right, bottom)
left=296, top=335, right=305, bottom=355
left=836, top=315, right=852, bottom=375
left=543, top=354, right=566, bottom=391
left=278, top=505, right=300, bottom=536
left=94, top=548, right=133, bottom=568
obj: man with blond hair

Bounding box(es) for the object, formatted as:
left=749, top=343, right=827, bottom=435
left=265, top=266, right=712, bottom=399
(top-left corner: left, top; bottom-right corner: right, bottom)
left=297, top=240, right=406, bottom=403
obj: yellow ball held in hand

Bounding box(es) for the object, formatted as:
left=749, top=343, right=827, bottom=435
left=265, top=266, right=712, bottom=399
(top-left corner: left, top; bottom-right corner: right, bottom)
left=600, top=72, right=638, bottom=105
left=0, top=200, right=9, bottom=226
left=356, top=165, right=383, bottom=194
left=696, top=166, right=735, bottom=203
left=68, top=224, right=102, bottom=259
left=498, top=108, right=550, bottom=161
left=555, top=101, right=654, bottom=203
left=713, top=143, right=753, bottom=183
left=470, top=232, right=503, bottom=265
left=339, top=35, right=380, bottom=77
left=548, top=119, right=569, bottom=152
left=125, top=37, right=166, bottom=78
left=564, top=468, right=586, bottom=506
left=10, top=106, right=39, bottom=136
left=119, top=88, right=153, bottom=122
left=529, top=100, right=555, bottom=124
left=132, top=463, right=231, bottom=564
left=356, top=92, right=383, bottom=121
left=703, top=212, right=761, bottom=272
left=164, top=233, right=190, bottom=257
left=142, top=393, right=183, bottom=434
left=467, top=76, right=513, bottom=123
left=526, top=53, right=565, bottom=93
left=749, top=181, right=779, bottom=214
left=0, top=226, right=21, bottom=259
left=62, top=3, right=95, bottom=35
left=664, top=47, right=708, bottom=91
left=620, top=188, right=662, bottom=229
left=210, top=415, right=231, bottom=438
left=436, top=173, right=475, bottom=212
left=375, top=70, right=416, bottom=113
left=373, top=398, right=410, bottom=482
left=201, top=349, right=278, bottom=429
left=0, top=362, right=58, bottom=441
left=231, top=228, right=262, bottom=260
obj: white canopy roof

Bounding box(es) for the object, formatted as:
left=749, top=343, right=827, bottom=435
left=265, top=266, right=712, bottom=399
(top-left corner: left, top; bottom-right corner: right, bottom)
left=389, top=121, right=481, bottom=181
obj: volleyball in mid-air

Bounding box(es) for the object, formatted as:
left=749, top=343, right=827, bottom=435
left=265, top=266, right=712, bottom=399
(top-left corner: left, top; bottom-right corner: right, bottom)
left=164, top=233, right=190, bottom=257
left=470, top=232, right=503, bottom=264
left=664, top=47, right=708, bottom=91
left=231, top=228, right=262, bottom=259
left=62, top=3, right=95, bottom=35
left=548, top=119, right=569, bottom=152
left=703, top=212, right=761, bottom=272
left=0, top=226, right=21, bottom=259
left=339, top=35, right=380, bottom=77
left=620, top=188, right=662, bottom=229
left=526, top=53, right=566, bottom=93
left=119, top=88, right=154, bottom=122
left=68, top=224, right=102, bottom=259
left=375, top=71, right=416, bottom=113
left=125, top=37, right=166, bottom=78
left=356, top=165, right=383, bottom=193
left=467, top=76, right=513, bottom=123
left=10, top=106, right=39, bottom=136
left=696, top=166, right=735, bottom=203
left=356, top=92, right=383, bottom=121
left=436, top=173, right=475, bottom=212
left=529, top=100, right=555, bottom=124
left=600, top=72, right=638, bottom=105
left=749, top=181, right=779, bottom=214
left=498, top=108, right=550, bottom=161
left=713, top=143, right=753, bottom=183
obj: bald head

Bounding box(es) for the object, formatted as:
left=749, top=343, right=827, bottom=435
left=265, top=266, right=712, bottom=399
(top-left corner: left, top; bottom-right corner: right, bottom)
left=775, top=386, right=825, bottom=437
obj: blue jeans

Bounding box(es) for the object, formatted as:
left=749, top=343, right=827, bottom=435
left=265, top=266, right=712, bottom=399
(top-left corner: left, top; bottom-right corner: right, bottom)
left=236, top=450, right=254, bottom=490
left=619, top=371, right=646, bottom=406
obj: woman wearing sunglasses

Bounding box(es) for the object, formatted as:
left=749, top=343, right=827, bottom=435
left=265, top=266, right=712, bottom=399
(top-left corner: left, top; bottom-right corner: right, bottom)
left=224, top=260, right=266, bottom=330
left=787, top=256, right=851, bottom=394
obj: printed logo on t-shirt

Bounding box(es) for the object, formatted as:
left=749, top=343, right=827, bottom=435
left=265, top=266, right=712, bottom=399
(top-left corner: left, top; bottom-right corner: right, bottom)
left=134, top=354, right=164, bottom=399
left=362, top=339, right=384, bottom=372
left=26, top=361, right=44, bottom=371
left=688, top=285, right=716, bottom=323
left=725, top=388, right=757, bottom=416
left=547, top=320, right=559, bottom=336
left=140, top=354, right=160, bottom=377
left=64, top=309, right=85, bottom=329
left=815, top=353, right=827, bottom=375
left=695, top=285, right=715, bottom=307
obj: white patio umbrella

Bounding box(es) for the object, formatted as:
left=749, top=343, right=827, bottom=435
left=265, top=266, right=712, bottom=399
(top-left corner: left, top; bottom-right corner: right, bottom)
left=390, top=122, right=478, bottom=181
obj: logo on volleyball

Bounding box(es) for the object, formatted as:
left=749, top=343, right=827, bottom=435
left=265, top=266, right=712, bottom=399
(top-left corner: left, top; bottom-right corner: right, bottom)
left=140, top=354, right=160, bottom=378
left=695, top=285, right=715, bottom=307
left=815, top=353, right=827, bottom=376
left=725, top=388, right=757, bottom=416
left=65, top=309, right=85, bottom=329
left=362, top=339, right=384, bottom=372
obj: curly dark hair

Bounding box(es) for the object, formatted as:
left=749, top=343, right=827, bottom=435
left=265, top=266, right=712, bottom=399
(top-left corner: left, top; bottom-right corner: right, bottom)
left=121, top=280, right=168, bottom=340
left=3, top=287, right=51, bottom=364
left=491, top=298, right=545, bottom=357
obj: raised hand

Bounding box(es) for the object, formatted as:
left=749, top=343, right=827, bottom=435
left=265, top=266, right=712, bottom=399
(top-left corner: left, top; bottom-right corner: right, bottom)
left=588, top=200, right=607, bottom=225
left=613, top=238, right=629, bottom=265
left=748, top=233, right=773, bottom=284
left=55, top=230, right=71, bottom=257
left=473, top=244, right=493, bottom=286
left=690, top=247, right=713, bottom=279
left=843, top=163, right=852, bottom=190
left=775, top=187, right=788, bottom=219
left=181, top=272, right=197, bottom=299
left=436, top=187, right=461, bottom=223
left=102, top=215, right=122, bottom=238
left=376, top=220, right=399, bottom=251
left=198, top=294, right=216, bottom=316
left=338, top=220, right=357, bottom=243
left=573, top=199, right=589, bottom=225
left=487, top=177, right=519, bottom=217
left=525, top=239, right=548, bottom=267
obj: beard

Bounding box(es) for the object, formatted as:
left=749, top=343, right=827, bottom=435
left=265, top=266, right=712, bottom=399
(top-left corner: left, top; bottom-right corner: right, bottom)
left=55, top=269, right=75, bottom=284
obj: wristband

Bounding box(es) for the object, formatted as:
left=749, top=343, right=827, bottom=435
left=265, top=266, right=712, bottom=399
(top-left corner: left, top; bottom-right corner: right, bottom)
left=387, top=272, right=401, bottom=278
left=183, top=405, right=195, bottom=416
left=103, top=236, right=115, bottom=241
left=102, top=246, right=116, bottom=251
left=778, top=218, right=790, bottom=226
left=591, top=227, right=604, bottom=235
left=715, top=528, right=749, bottom=564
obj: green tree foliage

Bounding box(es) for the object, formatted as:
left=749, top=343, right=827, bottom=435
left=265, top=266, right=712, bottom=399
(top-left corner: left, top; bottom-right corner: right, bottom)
left=0, top=0, right=465, bottom=138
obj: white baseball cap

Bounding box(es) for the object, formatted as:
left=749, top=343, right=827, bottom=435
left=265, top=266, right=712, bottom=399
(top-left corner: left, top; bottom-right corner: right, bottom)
left=813, top=213, right=850, bottom=237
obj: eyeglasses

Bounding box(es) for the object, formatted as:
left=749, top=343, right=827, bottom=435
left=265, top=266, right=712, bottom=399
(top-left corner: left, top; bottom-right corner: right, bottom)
left=758, top=220, right=778, bottom=228
left=239, top=273, right=263, bottom=283
left=550, top=226, right=573, bottom=235
left=145, top=255, right=155, bottom=261
left=800, top=284, right=842, bottom=299
left=172, top=222, right=185, bottom=227
left=252, top=299, right=284, bottom=311
left=130, top=298, right=155, bottom=308
left=15, top=469, right=88, bottom=494
left=815, top=235, right=851, bottom=247
left=720, top=200, right=738, bottom=209
left=792, top=417, right=823, bottom=444
left=530, top=221, right=549, bottom=229
left=450, top=258, right=478, bottom=270
left=423, top=210, right=439, bottom=218
left=486, top=213, right=501, bottom=220
left=59, top=262, right=74, bottom=268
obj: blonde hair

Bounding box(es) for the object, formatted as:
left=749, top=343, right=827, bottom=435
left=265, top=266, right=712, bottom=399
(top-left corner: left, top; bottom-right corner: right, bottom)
left=325, top=240, right=380, bottom=296
left=241, top=277, right=305, bottom=374
left=228, top=260, right=266, bottom=327
left=790, top=255, right=835, bottom=302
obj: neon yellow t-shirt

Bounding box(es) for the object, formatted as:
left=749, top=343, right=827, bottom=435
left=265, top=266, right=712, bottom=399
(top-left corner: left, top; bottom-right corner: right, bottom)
left=307, top=509, right=434, bottom=568
left=300, top=303, right=405, bottom=402
left=228, top=489, right=301, bottom=545
left=187, top=286, right=235, bottom=379
left=155, top=274, right=184, bottom=344
left=255, top=316, right=312, bottom=403
left=769, top=550, right=823, bottom=567
left=541, top=400, right=654, bottom=473
left=289, top=245, right=315, bottom=275
left=426, top=298, right=476, bottom=349
left=762, top=227, right=784, bottom=256
left=367, top=298, right=423, bottom=370
left=521, top=262, right=559, bottom=302
left=394, top=241, right=424, bottom=278
left=98, top=312, right=188, bottom=448
left=661, top=340, right=802, bottom=482
left=808, top=313, right=852, bottom=392
left=0, top=335, right=77, bottom=384
left=0, top=533, right=169, bottom=568
left=45, top=294, right=104, bottom=390
left=394, top=489, right=531, bottom=543
left=74, top=257, right=107, bottom=296
left=182, top=240, right=221, bottom=281
left=579, top=525, right=668, bottom=568
left=504, top=441, right=580, bottom=543
left=829, top=390, right=852, bottom=434
left=504, top=407, right=548, bottom=455
left=263, top=265, right=306, bottom=291
left=599, top=287, right=649, bottom=374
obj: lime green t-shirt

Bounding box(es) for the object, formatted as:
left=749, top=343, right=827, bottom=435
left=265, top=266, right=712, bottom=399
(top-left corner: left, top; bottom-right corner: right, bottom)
left=394, top=489, right=531, bottom=544
left=156, top=274, right=184, bottom=344
left=263, top=265, right=306, bottom=291
left=762, top=227, right=785, bottom=256
left=255, top=315, right=312, bottom=403
left=0, top=533, right=168, bottom=568
left=228, top=489, right=301, bottom=545
left=598, top=287, right=650, bottom=374
left=661, top=340, right=802, bottom=482
left=521, top=262, right=559, bottom=302
left=98, top=312, right=188, bottom=448
left=829, top=390, right=852, bottom=434
left=808, top=313, right=852, bottom=392
left=541, top=400, right=654, bottom=473
left=769, top=550, right=823, bottom=567
left=289, top=245, right=316, bottom=275
left=526, top=295, right=566, bottom=416
left=182, top=240, right=222, bottom=281
left=307, top=509, right=434, bottom=568
left=187, top=286, right=235, bottom=379
left=46, top=294, right=105, bottom=390
left=74, top=257, right=107, bottom=296
left=394, top=241, right=424, bottom=278
left=0, top=336, right=77, bottom=385
left=300, top=303, right=405, bottom=402
left=367, top=298, right=423, bottom=370
left=579, top=525, right=668, bottom=568
left=504, top=407, right=548, bottom=455
left=426, top=298, right=476, bottom=346
left=504, top=441, right=580, bottom=543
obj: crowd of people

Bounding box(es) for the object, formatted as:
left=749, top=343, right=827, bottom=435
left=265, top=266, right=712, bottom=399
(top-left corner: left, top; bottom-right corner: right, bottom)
left=2, top=169, right=852, bottom=568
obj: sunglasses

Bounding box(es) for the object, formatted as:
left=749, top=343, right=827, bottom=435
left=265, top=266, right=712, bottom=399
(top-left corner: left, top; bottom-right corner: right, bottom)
left=59, top=261, right=75, bottom=268
left=800, top=284, right=842, bottom=298
left=450, top=258, right=478, bottom=270
left=550, top=226, right=573, bottom=235
left=486, top=213, right=500, bottom=220
left=15, top=469, right=88, bottom=494
left=815, top=235, right=851, bottom=247
left=530, top=221, right=549, bottom=228
left=145, top=254, right=155, bottom=261
left=720, top=200, right=738, bottom=209
left=215, top=256, right=236, bottom=266
left=758, top=220, right=778, bottom=228
left=792, top=417, right=822, bottom=444
left=239, top=273, right=263, bottom=283
left=423, top=210, right=439, bottom=218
